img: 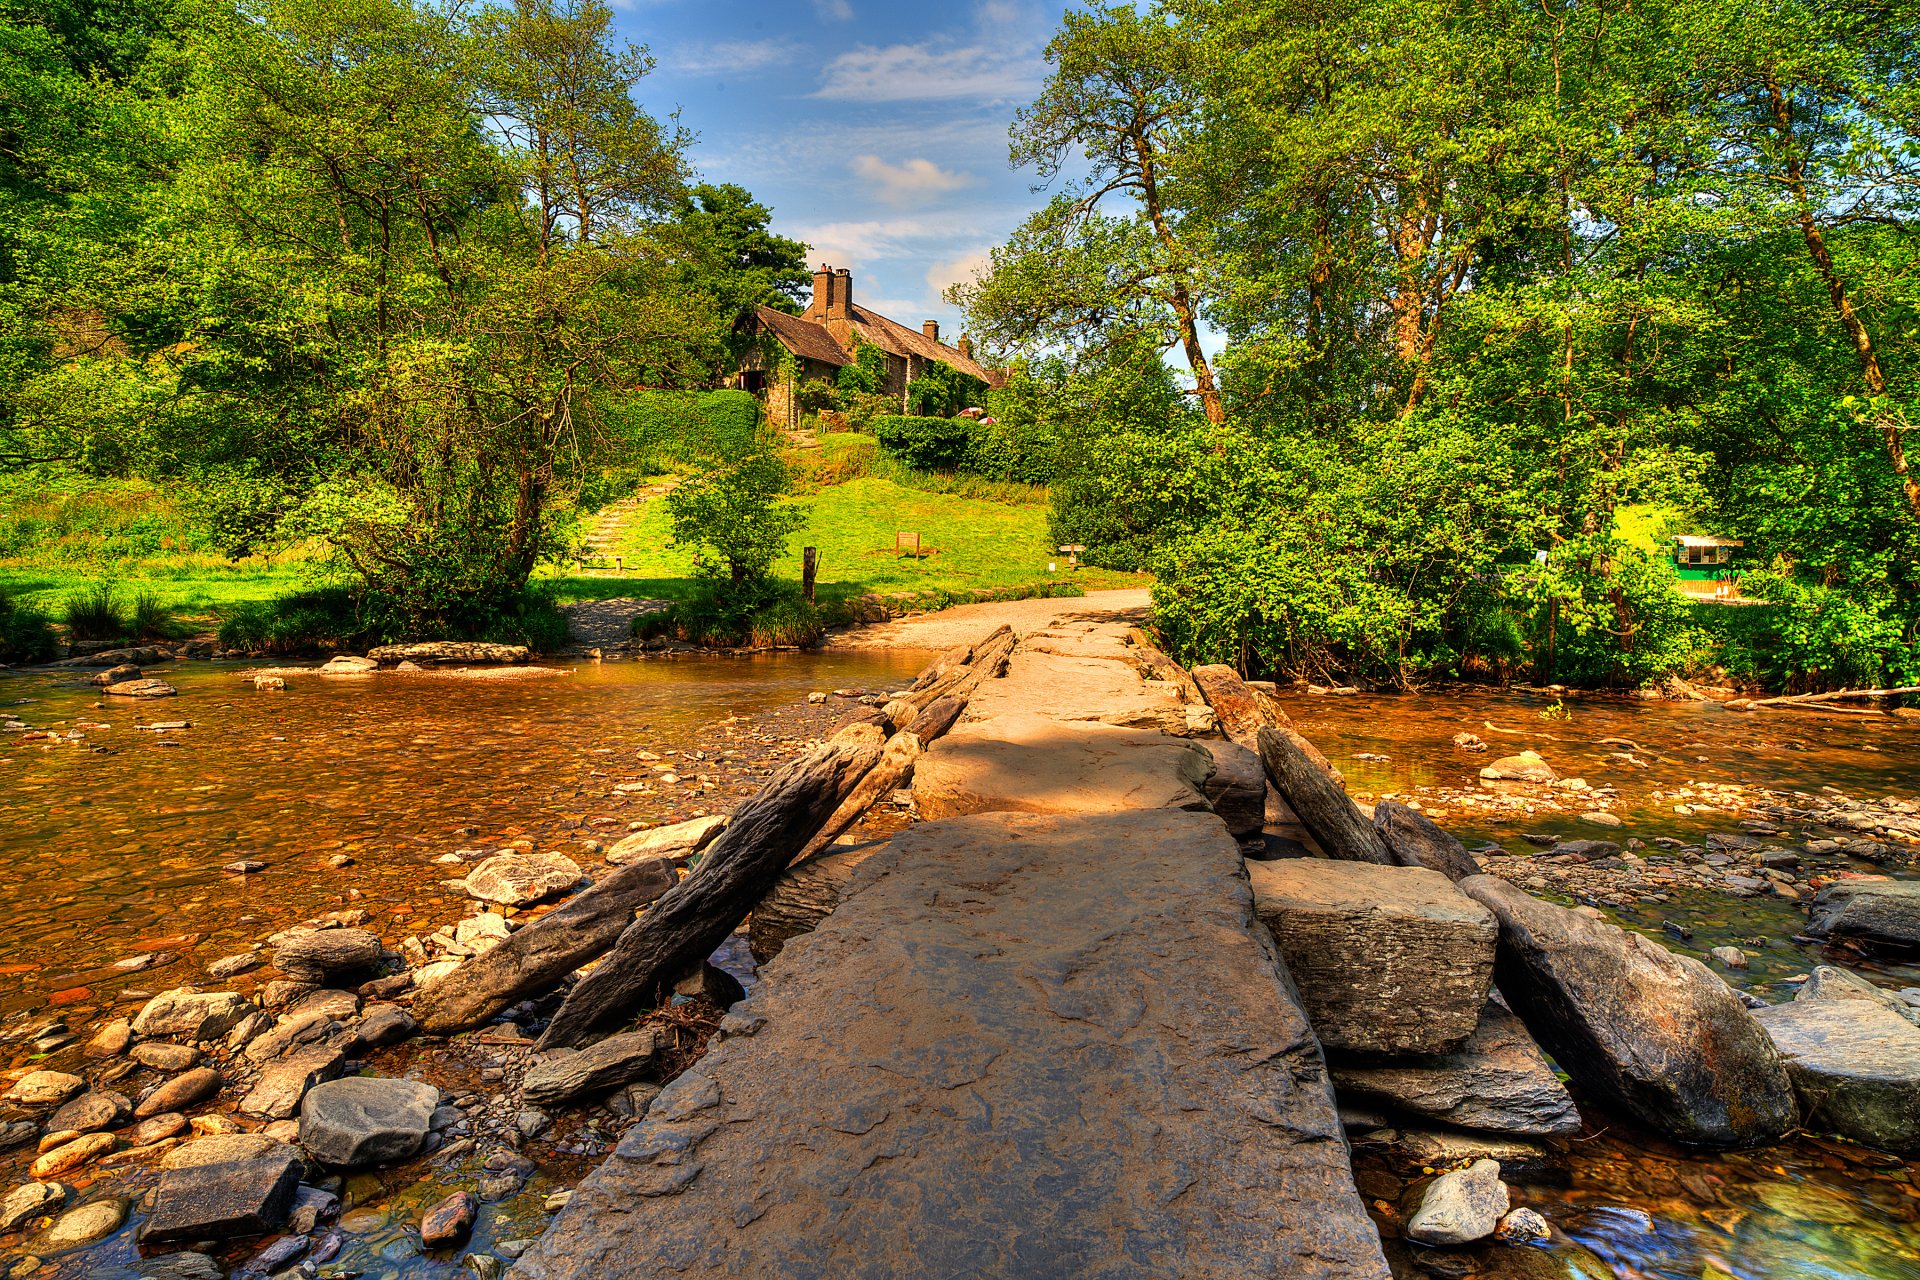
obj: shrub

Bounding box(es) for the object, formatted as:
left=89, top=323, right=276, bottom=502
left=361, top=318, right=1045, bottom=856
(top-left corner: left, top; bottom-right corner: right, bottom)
left=747, top=596, right=824, bottom=649
left=872, top=415, right=976, bottom=472
left=218, top=588, right=367, bottom=654
left=130, top=590, right=177, bottom=640
left=665, top=446, right=807, bottom=586
left=0, top=589, right=57, bottom=664
left=654, top=580, right=823, bottom=649
left=612, top=390, right=763, bottom=469
left=62, top=583, right=126, bottom=641
left=480, top=590, right=571, bottom=653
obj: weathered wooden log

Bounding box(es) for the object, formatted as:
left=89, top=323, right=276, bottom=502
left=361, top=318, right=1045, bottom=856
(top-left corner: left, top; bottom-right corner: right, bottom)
left=795, top=731, right=924, bottom=863
left=1754, top=684, right=1920, bottom=707
left=909, top=641, right=975, bottom=692
left=1372, top=799, right=1479, bottom=881
left=410, top=857, right=679, bottom=1034
left=893, top=626, right=1015, bottom=718
left=904, top=695, right=964, bottom=743
left=1256, top=725, right=1393, bottom=864
left=537, top=738, right=883, bottom=1048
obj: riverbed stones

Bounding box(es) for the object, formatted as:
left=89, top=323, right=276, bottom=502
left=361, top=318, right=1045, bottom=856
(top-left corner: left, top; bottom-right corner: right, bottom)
left=48, top=1090, right=129, bottom=1134
left=34, top=1196, right=129, bottom=1251
left=30, top=1133, right=113, bottom=1179
left=463, top=852, right=582, bottom=906
left=131, top=1042, right=201, bottom=1072
left=136, top=1067, right=223, bottom=1118
left=367, top=641, right=530, bottom=665
left=0, top=1182, right=65, bottom=1232
left=140, top=1150, right=303, bottom=1244
left=241, top=1045, right=345, bottom=1119
left=1460, top=874, right=1796, bottom=1147
left=1753, top=968, right=1920, bottom=1154
left=521, top=1031, right=658, bottom=1107
left=913, top=710, right=1216, bottom=822
left=160, top=1133, right=296, bottom=1169
left=420, top=1190, right=478, bottom=1248
left=1480, top=751, right=1557, bottom=785
left=85, top=1018, right=132, bottom=1058
left=1405, top=1159, right=1509, bottom=1246
left=5, top=1070, right=85, bottom=1107
left=1804, top=880, right=1920, bottom=953
left=101, top=678, right=176, bottom=698
left=1247, top=860, right=1496, bottom=1054
left=1330, top=1003, right=1581, bottom=1136
left=514, top=808, right=1390, bottom=1280
left=604, top=816, right=728, bottom=865
left=298, top=1076, right=439, bottom=1167
left=273, top=928, right=383, bottom=982
left=133, top=988, right=252, bottom=1041
left=319, top=655, right=378, bottom=674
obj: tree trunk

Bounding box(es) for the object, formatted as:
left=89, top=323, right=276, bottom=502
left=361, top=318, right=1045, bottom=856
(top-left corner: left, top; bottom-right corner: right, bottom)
left=1255, top=725, right=1394, bottom=864
left=410, top=857, right=679, bottom=1035
left=1765, top=78, right=1920, bottom=527
left=537, top=738, right=882, bottom=1048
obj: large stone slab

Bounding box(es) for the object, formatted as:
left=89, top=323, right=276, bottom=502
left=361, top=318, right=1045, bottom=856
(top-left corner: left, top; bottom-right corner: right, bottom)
left=298, top=1077, right=438, bottom=1167
left=1330, top=1002, right=1581, bottom=1136
left=1754, top=966, right=1920, bottom=1154
left=1248, top=859, right=1496, bottom=1054
left=515, top=809, right=1389, bottom=1280
left=913, top=711, right=1215, bottom=822
left=960, top=646, right=1188, bottom=733
left=1804, top=881, right=1920, bottom=953
left=1461, top=874, right=1795, bottom=1148
left=140, top=1152, right=303, bottom=1244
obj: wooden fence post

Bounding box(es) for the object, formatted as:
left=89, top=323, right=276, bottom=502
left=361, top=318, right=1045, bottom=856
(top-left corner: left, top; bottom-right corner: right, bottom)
left=802, top=547, right=818, bottom=603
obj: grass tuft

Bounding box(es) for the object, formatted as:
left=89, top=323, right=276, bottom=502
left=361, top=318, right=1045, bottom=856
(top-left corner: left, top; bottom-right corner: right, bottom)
left=62, top=583, right=126, bottom=641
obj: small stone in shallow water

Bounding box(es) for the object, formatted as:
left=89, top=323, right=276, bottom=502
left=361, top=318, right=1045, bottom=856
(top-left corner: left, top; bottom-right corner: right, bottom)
left=420, top=1190, right=478, bottom=1248
left=1708, top=946, right=1748, bottom=970
left=0, top=1182, right=65, bottom=1233
left=4, top=1071, right=85, bottom=1107
left=224, top=860, right=266, bottom=874
left=131, top=1042, right=201, bottom=1072
left=34, top=1197, right=128, bottom=1251
left=1406, top=1158, right=1509, bottom=1246
left=1495, top=1206, right=1551, bottom=1245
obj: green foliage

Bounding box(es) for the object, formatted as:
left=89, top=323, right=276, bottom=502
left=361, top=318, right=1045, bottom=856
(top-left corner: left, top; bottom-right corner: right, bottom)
left=647, top=578, right=821, bottom=649
left=671, top=182, right=811, bottom=324
left=615, top=390, right=762, bottom=467
left=1515, top=538, right=1711, bottom=688
left=664, top=445, right=807, bottom=587
left=61, top=582, right=124, bottom=640
left=904, top=361, right=986, bottom=418
left=0, top=588, right=56, bottom=663
left=216, top=588, right=365, bottom=655
left=129, top=588, right=176, bottom=640
left=1734, top=567, right=1918, bottom=690
left=871, top=416, right=976, bottom=472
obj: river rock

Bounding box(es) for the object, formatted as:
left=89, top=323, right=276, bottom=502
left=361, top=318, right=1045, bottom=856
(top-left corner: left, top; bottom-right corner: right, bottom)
left=1480, top=751, right=1557, bottom=784
left=48, top=1090, right=130, bottom=1134
left=319, top=655, right=378, bottom=674
left=102, top=678, right=176, bottom=698
left=241, top=1044, right=345, bottom=1119
left=1460, top=875, right=1795, bottom=1147
left=299, top=1076, right=439, bottom=1167
left=5, top=1071, right=86, bottom=1107
left=1804, top=881, right=1920, bottom=953
left=464, top=852, right=582, bottom=906
left=1248, top=860, right=1497, bottom=1054
left=135, top=1067, right=223, bottom=1119
left=140, top=1150, right=303, bottom=1244
left=30, top=1132, right=113, bottom=1179
left=132, top=1042, right=202, bottom=1072
left=0, top=1121, right=32, bottom=1151
left=207, top=952, right=264, bottom=980
left=161, top=1133, right=297, bottom=1169
left=521, top=1031, right=658, bottom=1107
left=1330, top=1003, right=1581, bottom=1136
left=347, top=1005, right=419, bottom=1052
left=274, top=929, right=383, bottom=982
left=366, top=641, right=530, bottom=665
left=91, top=663, right=141, bottom=686
left=84, top=1018, right=133, bottom=1059
left=1405, top=1158, right=1509, bottom=1246
left=0, top=1181, right=65, bottom=1232
left=1496, top=1207, right=1552, bottom=1245
left=1197, top=739, right=1266, bottom=841
left=285, top=987, right=362, bottom=1021
left=133, top=1252, right=224, bottom=1280
left=126, top=1113, right=190, bottom=1145
left=133, top=988, right=253, bottom=1041
left=1754, top=967, right=1920, bottom=1154
left=1372, top=799, right=1480, bottom=881
left=35, top=1196, right=129, bottom=1251
left=421, top=1190, right=478, bottom=1248
left=605, top=816, right=728, bottom=865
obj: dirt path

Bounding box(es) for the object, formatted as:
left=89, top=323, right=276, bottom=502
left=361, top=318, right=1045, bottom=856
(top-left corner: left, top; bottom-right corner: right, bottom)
left=824, top=588, right=1153, bottom=651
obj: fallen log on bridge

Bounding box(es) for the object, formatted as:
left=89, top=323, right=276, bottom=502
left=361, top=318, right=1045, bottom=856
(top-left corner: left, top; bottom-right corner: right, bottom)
left=411, top=856, right=679, bottom=1035
left=537, top=735, right=884, bottom=1049
left=1257, top=725, right=1395, bottom=864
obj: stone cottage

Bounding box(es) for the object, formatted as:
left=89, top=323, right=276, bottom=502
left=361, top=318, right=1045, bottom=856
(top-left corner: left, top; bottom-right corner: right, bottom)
left=735, top=266, right=1003, bottom=429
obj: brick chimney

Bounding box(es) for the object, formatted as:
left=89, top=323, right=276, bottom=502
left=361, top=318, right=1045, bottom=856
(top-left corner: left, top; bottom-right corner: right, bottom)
left=922, top=320, right=940, bottom=341
left=957, top=333, right=973, bottom=359
left=827, top=267, right=853, bottom=321
left=808, top=265, right=834, bottom=320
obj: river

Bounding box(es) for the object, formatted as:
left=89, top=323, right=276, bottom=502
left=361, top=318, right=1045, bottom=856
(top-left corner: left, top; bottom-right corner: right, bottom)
left=0, top=659, right=1916, bottom=1279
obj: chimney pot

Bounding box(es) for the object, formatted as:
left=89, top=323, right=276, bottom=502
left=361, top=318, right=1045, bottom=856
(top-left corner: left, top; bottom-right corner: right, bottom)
left=825, top=268, right=852, bottom=321
left=922, top=320, right=940, bottom=341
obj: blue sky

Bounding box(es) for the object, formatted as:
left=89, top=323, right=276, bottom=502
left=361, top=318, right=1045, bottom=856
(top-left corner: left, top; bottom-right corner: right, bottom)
left=614, top=0, right=1067, bottom=337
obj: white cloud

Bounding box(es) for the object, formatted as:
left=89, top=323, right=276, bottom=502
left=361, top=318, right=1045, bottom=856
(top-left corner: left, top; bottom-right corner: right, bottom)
left=851, top=155, right=975, bottom=206
left=813, top=42, right=1044, bottom=103
left=789, top=213, right=990, bottom=271
left=925, top=248, right=993, bottom=297
left=814, top=0, right=853, bottom=19
left=664, top=39, right=790, bottom=77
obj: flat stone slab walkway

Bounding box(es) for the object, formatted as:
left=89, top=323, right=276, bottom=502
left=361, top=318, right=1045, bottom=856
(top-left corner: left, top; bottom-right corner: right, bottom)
left=515, top=808, right=1388, bottom=1279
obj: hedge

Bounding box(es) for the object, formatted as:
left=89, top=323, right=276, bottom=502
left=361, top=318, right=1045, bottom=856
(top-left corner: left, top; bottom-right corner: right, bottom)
left=871, top=415, right=977, bottom=472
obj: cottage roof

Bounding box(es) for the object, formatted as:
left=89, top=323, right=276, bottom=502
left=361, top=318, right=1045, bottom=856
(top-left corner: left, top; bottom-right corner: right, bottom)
left=844, top=304, right=1005, bottom=388
left=1673, top=535, right=1744, bottom=549
left=753, top=307, right=851, bottom=368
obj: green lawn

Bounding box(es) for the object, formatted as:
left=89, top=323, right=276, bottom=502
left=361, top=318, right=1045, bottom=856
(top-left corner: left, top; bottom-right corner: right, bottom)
left=571, top=474, right=1141, bottom=603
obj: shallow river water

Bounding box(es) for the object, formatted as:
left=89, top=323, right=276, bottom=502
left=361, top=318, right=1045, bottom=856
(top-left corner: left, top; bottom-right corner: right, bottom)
left=0, top=662, right=1915, bottom=1279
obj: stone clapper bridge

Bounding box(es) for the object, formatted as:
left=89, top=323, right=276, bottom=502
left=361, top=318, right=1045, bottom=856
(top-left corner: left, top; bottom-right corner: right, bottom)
left=512, top=614, right=1791, bottom=1278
